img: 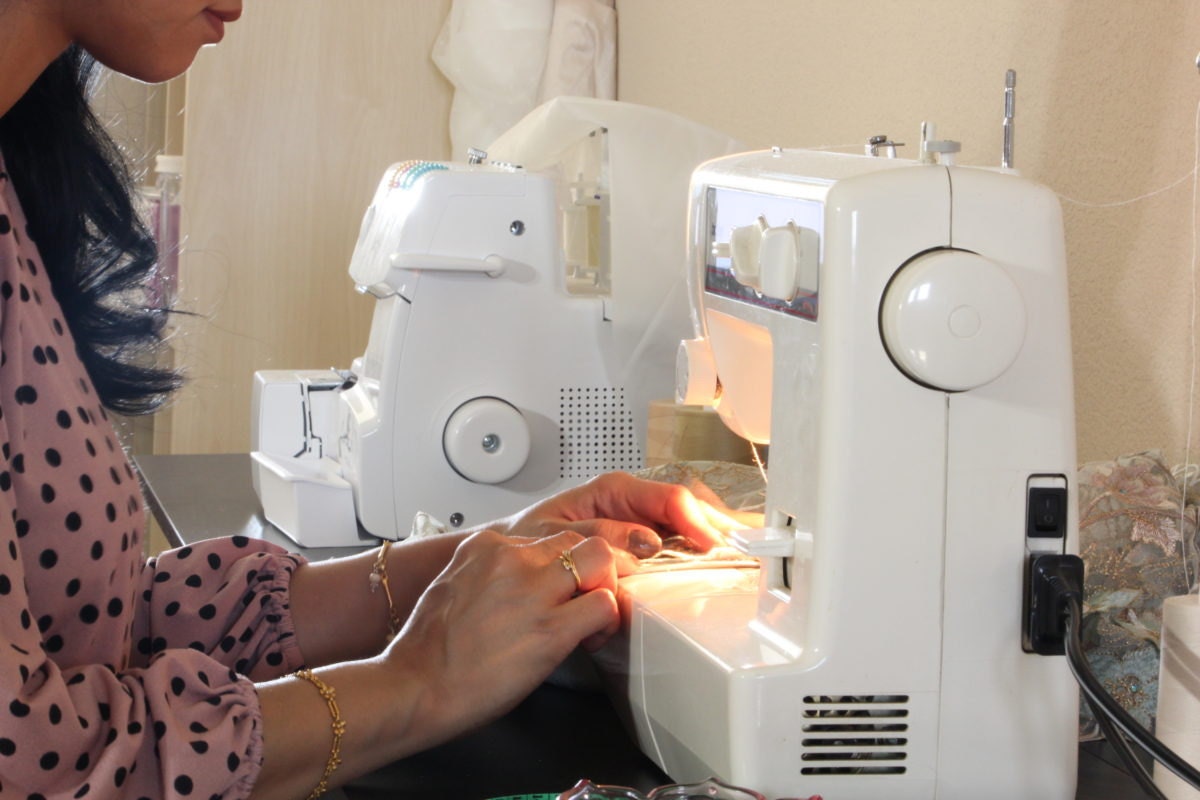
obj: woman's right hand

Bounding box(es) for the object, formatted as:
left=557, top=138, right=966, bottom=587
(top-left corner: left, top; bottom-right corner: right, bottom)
left=380, top=528, right=619, bottom=745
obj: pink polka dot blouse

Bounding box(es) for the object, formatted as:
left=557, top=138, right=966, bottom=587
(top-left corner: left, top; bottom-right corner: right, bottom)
left=0, top=155, right=309, bottom=799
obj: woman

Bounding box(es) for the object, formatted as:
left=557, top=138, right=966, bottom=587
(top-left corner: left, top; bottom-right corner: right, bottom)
left=0, top=3, right=731, bottom=799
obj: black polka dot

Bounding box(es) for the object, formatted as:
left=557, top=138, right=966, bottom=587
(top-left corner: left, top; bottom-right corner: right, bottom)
left=0, top=737, right=14, bottom=755
left=55, top=410, right=71, bottom=428
left=189, top=741, right=208, bottom=754
left=170, top=677, right=185, bottom=696
left=90, top=541, right=103, bottom=560
left=44, top=448, right=61, bottom=467
left=39, top=751, right=59, bottom=770
left=198, top=604, right=216, bottom=620
left=174, top=775, right=194, bottom=795
left=10, top=699, right=30, bottom=717
left=75, top=752, right=89, bottom=771
left=79, top=605, right=99, bottom=624
left=15, top=385, right=37, bottom=404
left=227, top=752, right=240, bottom=771
left=65, top=512, right=81, bottom=531
left=79, top=474, right=93, bottom=493
left=38, top=549, right=57, bottom=569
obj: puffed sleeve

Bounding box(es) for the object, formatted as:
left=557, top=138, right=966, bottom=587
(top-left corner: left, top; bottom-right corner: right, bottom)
left=132, top=537, right=308, bottom=679
left=0, top=500, right=311, bottom=799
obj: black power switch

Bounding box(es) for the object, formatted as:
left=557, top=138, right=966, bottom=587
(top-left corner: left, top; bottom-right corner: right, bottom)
left=1027, top=486, right=1067, bottom=538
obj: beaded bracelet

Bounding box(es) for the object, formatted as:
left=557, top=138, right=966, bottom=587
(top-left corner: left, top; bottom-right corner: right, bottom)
left=294, top=669, right=345, bottom=800
left=369, top=540, right=402, bottom=643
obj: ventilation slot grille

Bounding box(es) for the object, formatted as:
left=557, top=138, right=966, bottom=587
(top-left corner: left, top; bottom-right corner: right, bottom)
left=559, top=387, right=641, bottom=479
left=800, top=695, right=909, bottom=776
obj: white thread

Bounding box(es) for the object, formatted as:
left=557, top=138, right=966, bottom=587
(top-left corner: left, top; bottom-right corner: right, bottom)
left=1053, top=99, right=1200, bottom=591
left=1058, top=169, right=1194, bottom=209
left=750, top=440, right=768, bottom=486
left=1184, top=97, right=1200, bottom=592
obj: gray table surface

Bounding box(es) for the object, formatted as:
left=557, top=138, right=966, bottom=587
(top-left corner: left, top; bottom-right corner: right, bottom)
left=134, top=453, right=1155, bottom=799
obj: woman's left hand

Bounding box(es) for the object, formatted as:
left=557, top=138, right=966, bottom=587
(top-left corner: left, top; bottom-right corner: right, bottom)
left=490, top=472, right=742, bottom=573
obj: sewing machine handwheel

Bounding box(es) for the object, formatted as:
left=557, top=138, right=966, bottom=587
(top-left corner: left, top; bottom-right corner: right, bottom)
left=880, top=249, right=1026, bottom=392
left=443, top=397, right=531, bottom=484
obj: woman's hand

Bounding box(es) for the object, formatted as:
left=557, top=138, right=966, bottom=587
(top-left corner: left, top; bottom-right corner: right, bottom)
left=490, top=472, right=742, bottom=567
left=382, top=530, right=618, bottom=745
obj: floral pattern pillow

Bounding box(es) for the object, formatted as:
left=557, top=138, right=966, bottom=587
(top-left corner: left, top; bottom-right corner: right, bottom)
left=1077, top=451, right=1199, bottom=738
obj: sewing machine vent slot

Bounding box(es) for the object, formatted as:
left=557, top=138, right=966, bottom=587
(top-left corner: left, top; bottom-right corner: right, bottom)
left=799, top=695, right=910, bottom=776
left=558, top=387, right=641, bottom=479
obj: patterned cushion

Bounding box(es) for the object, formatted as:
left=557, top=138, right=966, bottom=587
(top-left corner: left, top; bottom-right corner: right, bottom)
left=1077, top=451, right=1198, bottom=738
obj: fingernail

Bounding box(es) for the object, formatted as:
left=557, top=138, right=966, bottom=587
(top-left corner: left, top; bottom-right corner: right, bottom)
left=629, top=529, right=662, bottom=558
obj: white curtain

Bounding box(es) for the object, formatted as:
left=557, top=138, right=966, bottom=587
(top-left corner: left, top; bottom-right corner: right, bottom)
left=432, top=0, right=616, bottom=158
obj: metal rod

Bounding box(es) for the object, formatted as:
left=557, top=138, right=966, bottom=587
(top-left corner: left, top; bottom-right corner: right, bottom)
left=1003, top=69, right=1016, bottom=169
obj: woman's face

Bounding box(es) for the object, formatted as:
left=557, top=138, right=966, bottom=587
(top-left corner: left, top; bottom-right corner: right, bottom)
left=64, top=0, right=243, bottom=83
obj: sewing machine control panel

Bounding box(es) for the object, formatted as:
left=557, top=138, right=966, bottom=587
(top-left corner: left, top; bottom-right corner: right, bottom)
left=704, top=186, right=822, bottom=318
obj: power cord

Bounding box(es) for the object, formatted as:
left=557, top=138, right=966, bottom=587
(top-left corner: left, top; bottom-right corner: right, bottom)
left=1035, top=554, right=1200, bottom=797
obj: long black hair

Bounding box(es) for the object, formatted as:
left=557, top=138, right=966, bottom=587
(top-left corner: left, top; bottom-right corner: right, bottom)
left=0, top=45, right=182, bottom=415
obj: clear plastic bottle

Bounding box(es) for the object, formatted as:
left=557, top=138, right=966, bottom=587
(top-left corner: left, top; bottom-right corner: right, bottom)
left=148, top=154, right=183, bottom=308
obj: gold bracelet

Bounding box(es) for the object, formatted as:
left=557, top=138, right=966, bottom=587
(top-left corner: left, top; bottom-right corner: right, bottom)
left=369, top=540, right=402, bottom=643
left=294, top=669, right=345, bottom=800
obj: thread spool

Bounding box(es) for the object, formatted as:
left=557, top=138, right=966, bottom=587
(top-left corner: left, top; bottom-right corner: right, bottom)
left=644, top=399, right=757, bottom=467
left=1155, top=594, right=1200, bottom=798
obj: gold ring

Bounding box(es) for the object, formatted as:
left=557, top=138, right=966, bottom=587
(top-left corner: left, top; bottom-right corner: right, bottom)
left=558, top=549, right=582, bottom=592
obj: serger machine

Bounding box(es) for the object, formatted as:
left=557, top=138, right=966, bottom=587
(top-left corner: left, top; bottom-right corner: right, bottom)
left=602, top=126, right=1079, bottom=799
left=251, top=99, right=742, bottom=546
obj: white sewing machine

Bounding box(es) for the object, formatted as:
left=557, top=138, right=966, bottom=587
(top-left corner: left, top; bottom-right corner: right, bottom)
left=602, top=127, right=1079, bottom=799
left=251, top=99, right=742, bottom=545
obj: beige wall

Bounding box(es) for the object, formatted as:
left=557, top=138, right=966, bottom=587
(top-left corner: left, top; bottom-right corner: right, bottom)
left=156, top=1, right=453, bottom=454
left=617, top=0, right=1200, bottom=465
